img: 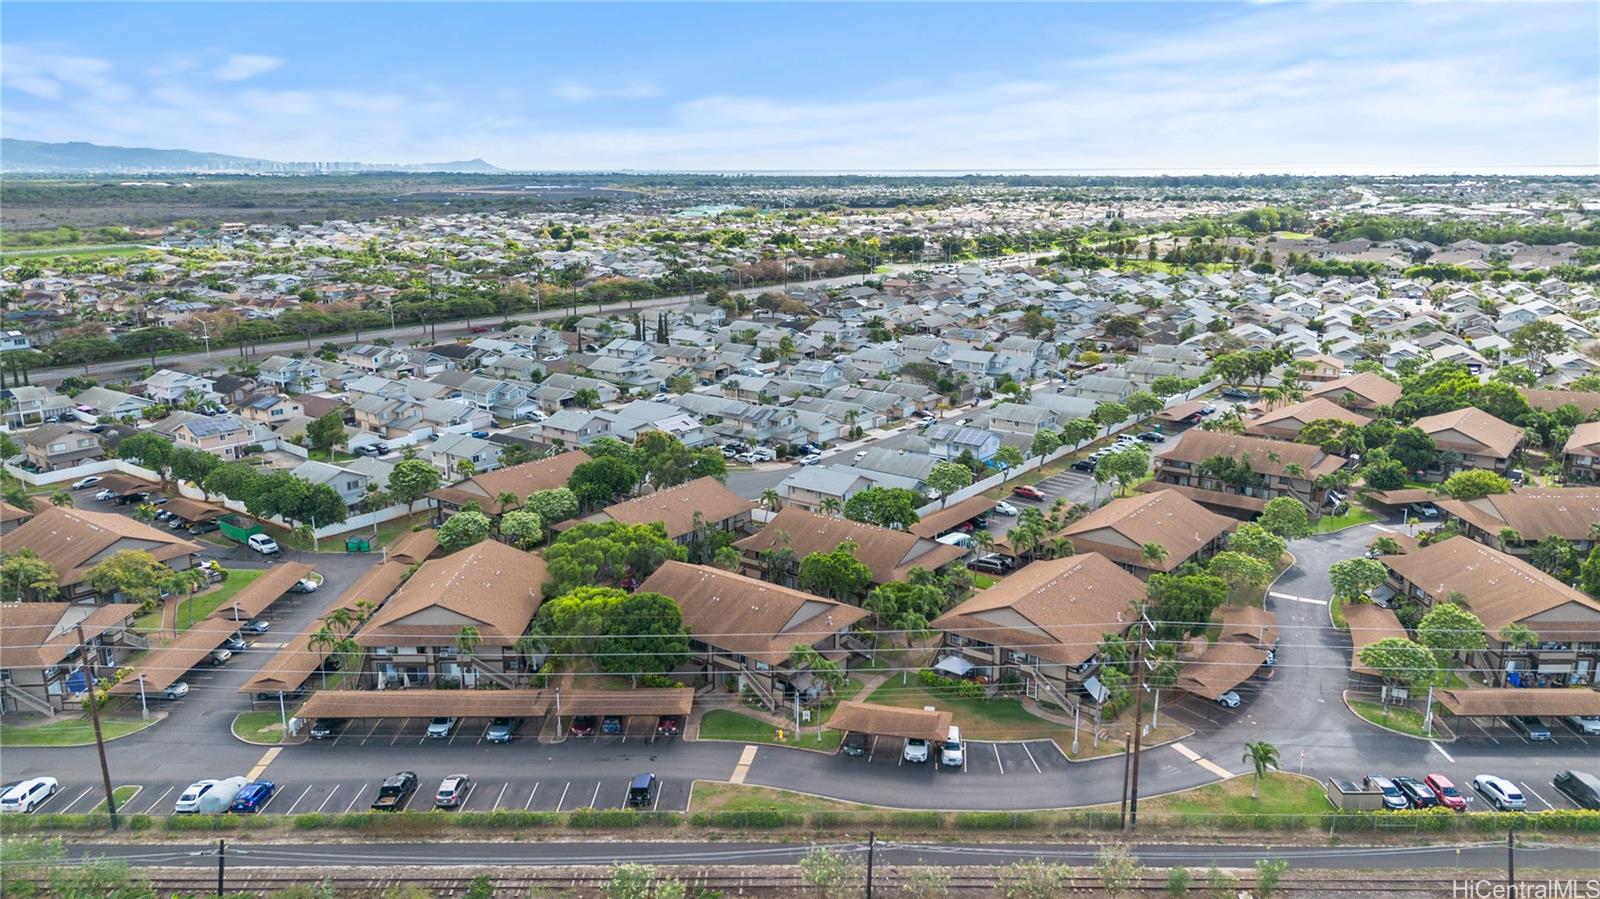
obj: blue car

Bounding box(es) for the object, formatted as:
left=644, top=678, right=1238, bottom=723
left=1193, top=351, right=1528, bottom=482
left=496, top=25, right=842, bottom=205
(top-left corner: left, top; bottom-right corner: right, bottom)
left=230, top=781, right=276, bottom=813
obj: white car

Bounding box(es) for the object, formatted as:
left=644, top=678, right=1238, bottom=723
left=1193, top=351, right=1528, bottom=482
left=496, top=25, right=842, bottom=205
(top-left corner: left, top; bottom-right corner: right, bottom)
left=1563, top=715, right=1600, bottom=736
left=1409, top=502, right=1440, bottom=520
left=175, top=779, right=220, bottom=814
left=902, top=737, right=930, bottom=763
left=993, top=500, right=1019, bottom=516
left=162, top=682, right=190, bottom=700
left=800, top=454, right=823, bottom=466
left=247, top=534, right=280, bottom=555
left=94, top=488, right=117, bottom=501
left=1472, top=775, right=1526, bottom=811
left=734, top=451, right=761, bottom=465
left=853, top=450, right=868, bottom=463
left=71, top=476, right=103, bottom=490
left=426, top=717, right=459, bottom=739
left=289, top=577, right=320, bottom=593
left=1216, top=690, right=1242, bottom=708
left=0, top=777, right=60, bottom=813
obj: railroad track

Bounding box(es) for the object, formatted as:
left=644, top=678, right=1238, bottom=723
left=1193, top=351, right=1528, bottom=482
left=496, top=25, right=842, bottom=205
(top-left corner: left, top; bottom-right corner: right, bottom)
left=14, top=865, right=1467, bottom=896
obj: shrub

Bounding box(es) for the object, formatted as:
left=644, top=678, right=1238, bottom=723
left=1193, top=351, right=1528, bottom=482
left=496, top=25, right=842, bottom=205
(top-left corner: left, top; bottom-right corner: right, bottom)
left=954, top=811, right=1036, bottom=830
left=568, top=807, right=644, bottom=829
left=889, top=811, right=942, bottom=830
left=689, top=809, right=802, bottom=829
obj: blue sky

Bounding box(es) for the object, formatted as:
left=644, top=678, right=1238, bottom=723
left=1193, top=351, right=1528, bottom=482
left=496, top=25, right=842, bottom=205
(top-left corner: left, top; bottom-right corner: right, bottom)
left=3, top=2, right=1596, bottom=172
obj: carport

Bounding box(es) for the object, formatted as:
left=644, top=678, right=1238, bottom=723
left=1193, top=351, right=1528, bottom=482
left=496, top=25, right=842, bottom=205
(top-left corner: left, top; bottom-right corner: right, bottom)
left=910, top=496, right=998, bottom=540
left=386, top=528, right=439, bottom=565
left=161, top=497, right=227, bottom=527
left=295, top=689, right=554, bottom=720
left=210, top=561, right=316, bottom=622
left=1435, top=688, right=1600, bottom=719
left=552, top=688, right=694, bottom=740
left=331, top=560, right=412, bottom=615
left=1218, top=606, right=1278, bottom=651
left=826, top=700, right=953, bottom=744
left=1344, top=603, right=1406, bottom=679
left=1364, top=488, right=1442, bottom=512
left=109, top=618, right=241, bottom=698
left=96, top=473, right=157, bottom=498
left=1176, top=640, right=1269, bottom=700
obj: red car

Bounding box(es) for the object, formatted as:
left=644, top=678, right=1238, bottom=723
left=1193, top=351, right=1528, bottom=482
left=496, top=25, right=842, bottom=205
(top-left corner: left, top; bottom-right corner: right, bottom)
left=1012, top=485, right=1047, bottom=502
left=1424, top=773, right=1468, bottom=811
left=569, top=716, right=597, bottom=738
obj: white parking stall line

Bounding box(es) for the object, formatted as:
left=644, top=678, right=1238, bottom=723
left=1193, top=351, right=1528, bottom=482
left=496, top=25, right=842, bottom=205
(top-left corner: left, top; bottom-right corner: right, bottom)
left=1020, top=742, right=1042, bottom=774
left=1521, top=782, right=1555, bottom=810
left=256, top=787, right=282, bottom=814
left=284, top=785, right=313, bottom=815
left=476, top=723, right=491, bottom=745
left=360, top=720, right=382, bottom=746
left=60, top=788, right=95, bottom=813
left=460, top=783, right=476, bottom=810
left=867, top=735, right=877, bottom=762
left=555, top=782, right=571, bottom=811
left=143, top=785, right=176, bottom=813
left=390, top=718, right=410, bottom=746
left=524, top=783, right=539, bottom=810
left=493, top=782, right=507, bottom=810
left=993, top=742, right=1005, bottom=775
left=1267, top=591, right=1327, bottom=606
left=317, top=785, right=340, bottom=813
left=589, top=781, right=600, bottom=808
left=343, top=787, right=362, bottom=814
left=1430, top=742, right=1455, bottom=763
left=652, top=781, right=662, bottom=812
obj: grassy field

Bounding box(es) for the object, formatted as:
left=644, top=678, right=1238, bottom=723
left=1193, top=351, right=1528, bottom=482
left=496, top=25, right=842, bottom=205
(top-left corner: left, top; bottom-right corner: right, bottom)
left=0, top=244, right=156, bottom=260
left=968, top=572, right=998, bottom=590
left=865, top=679, right=1057, bottom=744
left=1144, top=772, right=1330, bottom=820
left=91, top=786, right=140, bottom=813
left=0, top=715, right=156, bottom=747
left=133, top=568, right=264, bottom=634
left=233, top=710, right=292, bottom=744
left=1330, top=595, right=1347, bottom=629
left=697, top=710, right=843, bottom=751
left=690, top=782, right=862, bottom=815
left=1347, top=698, right=1435, bottom=738
left=1312, top=506, right=1380, bottom=533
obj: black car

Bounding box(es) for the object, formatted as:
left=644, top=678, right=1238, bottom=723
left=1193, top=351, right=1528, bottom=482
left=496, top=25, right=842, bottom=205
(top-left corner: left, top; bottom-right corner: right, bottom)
left=309, top=718, right=346, bottom=740
left=967, top=554, right=1013, bottom=576
left=1071, top=458, right=1097, bottom=472
left=1136, top=432, right=1166, bottom=443
left=841, top=732, right=870, bottom=757
left=627, top=773, right=657, bottom=808
left=1552, top=770, right=1600, bottom=810
left=1220, top=387, right=1252, bottom=400
left=1392, top=776, right=1438, bottom=809
left=188, top=520, right=221, bottom=535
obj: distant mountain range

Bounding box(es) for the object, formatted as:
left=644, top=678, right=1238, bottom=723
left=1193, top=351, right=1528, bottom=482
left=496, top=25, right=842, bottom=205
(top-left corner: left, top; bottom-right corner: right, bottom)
left=0, top=139, right=503, bottom=174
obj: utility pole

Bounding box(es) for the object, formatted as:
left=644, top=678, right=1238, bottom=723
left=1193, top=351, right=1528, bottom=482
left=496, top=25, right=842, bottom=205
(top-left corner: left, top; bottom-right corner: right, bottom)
left=216, top=839, right=226, bottom=897
left=1127, top=616, right=1149, bottom=831
left=77, top=623, right=119, bottom=831
left=1506, top=829, right=1514, bottom=896
left=1118, top=732, right=1132, bottom=829
left=865, top=831, right=876, bottom=899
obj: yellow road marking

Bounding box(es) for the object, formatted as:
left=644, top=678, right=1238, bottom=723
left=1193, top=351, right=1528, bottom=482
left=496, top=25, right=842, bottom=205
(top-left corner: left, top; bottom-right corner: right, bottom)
left=1171, top=741, right=1231, bottom=779
left=246, top=747, right=281, bottom=781
left=729, top=744, right=758, bottom=785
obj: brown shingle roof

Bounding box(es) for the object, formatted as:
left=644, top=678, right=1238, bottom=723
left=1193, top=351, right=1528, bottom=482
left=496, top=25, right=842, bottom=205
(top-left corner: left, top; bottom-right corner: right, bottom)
left=1244, top=397, right=1371, bottom=438
left=827, top=701, right=952, bottom=741
left=297, top=689, right=554, bottom=720
left=209, top=562, right=315, bottom=622
left=1343, top=603, right=1406, bottom=677
left=163, top=497, right=227, bottom=524
left=1307, top=371, right=1401, bottom=408
left=1059, top=491, right=1233, bottom=572
left=4, top=506, right=202, bottom=586
left=637, top=561, right=868, bottom=666
left=1176, top=639, right=1269, bottom=700
left=1436, top=487, right=1600, bottom=543
left=1136, top=481, right=1268, bottom=513
left=1519, top=388, right=1600, bottom=417
left=1564, top=421, right=1600, bottom=459
left=1218, top=605, right=1278, bottom=651
left=110, top=618, right=239, bottom=694
left=589, top=477, right=752, bottom=540
left=1381, top=537, right=1600, bottom=640
left=356, top=540, right=548, bottom=647
left=429, top=450, right=591, bottom=515
left=387, top=528, right=439, bottom=565
left=1159, top=429, right=1346, bottom=479
left=1, top=501, right=37, bottom=525
left=1436, top=688, right=1600, bottom=718
left=930, top=553, right=1146, bottom=667
left=909, top=496, right=998, bottom=539
left=0, top=602, right=139, bottom=669
left=244, top=562, right=416, bottom=694
left=1414, top=407, right=1524, bottom=460
left=736, top=507, right=968, bottom=583
left=337, top=561, right=412, bottom=613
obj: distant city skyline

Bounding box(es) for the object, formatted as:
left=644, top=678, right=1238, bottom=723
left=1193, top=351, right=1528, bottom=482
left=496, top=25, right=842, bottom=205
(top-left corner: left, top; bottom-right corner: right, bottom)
left=3, top=2, right=1596, bottom=174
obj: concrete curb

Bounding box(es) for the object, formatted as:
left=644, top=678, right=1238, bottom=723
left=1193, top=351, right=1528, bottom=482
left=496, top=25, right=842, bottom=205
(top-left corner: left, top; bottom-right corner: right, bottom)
left=1339, top=689, right=1453, bottom=743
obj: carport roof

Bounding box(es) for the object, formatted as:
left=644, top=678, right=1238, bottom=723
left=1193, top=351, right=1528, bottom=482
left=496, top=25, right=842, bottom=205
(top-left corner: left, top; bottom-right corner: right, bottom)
left=1342, top=603, right=1406, bottom=678
left=554, top=688, right=693, bottom=717
left=296, top=689, right=554, bottom=719
left=1436, top=688, right=1600, bottom=718
left=909, top=496, right=998, bottom=539
left=97, top=473, right=158, bottom=495
left=1176, top=639, right=1269, bottom=701
left=1365, top=488, right=1441, bottom=507
left=110, top=618, right=240, bottom=694
left=209, top=562, right=315, bottom=622
left=334, top=560, right=412, bottom=614
left=386, top=527, right=439, bottom=565
left=826, top=701, right=952, bottom=742
left=163, top=497, right=227, bottom=523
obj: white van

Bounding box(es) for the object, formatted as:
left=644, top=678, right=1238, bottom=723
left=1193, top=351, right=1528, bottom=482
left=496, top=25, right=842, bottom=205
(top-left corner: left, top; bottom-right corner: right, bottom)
left=936, top=532, right=973, bottom=550
left=940, top=726, right=964, bottom=768
left=247, top=534, right=280, bottom=555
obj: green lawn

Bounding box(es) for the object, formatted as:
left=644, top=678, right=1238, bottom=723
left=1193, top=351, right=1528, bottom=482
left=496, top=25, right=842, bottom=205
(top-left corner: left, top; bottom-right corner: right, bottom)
left=1146, top=772, right=1330, bottom=820
left=864, top=679, right=1057, bottom=744
left=1347, top=698, right=1436, bottom=738
left=691, top=782, right=863, bottom=814
left=1330, top=596, right=1347, bottom=629
left=233, top=710, right=294, bottom=744
left=1312, top=506, right=1379, bottom=533
left=0, top=716, right=156, bottom=747
left=698, top=710, right=843, bottom=751
left=0, top=244, right=156, bottom=260
left=969, top=572, right=998, bottom=590
left=91, top=786, right=140, bottom=813
left=134, top=568, right=264, bottom=634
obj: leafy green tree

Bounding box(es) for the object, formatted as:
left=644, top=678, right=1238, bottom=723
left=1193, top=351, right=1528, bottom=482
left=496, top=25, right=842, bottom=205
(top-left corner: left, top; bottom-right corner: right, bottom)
left=1530, top=535, right=1579, bottom=580
left=843, top=486, right=922, bottom=530
left=864, top=580, right=945, bottom=647
left=543, top=521, right=685, bottom=595
left=536, top=586, right=626, bottom=660
left=169, top=447, right=220, bottom=488
left=438, top=510, right=493, bottom=553
left=1508, top=319, right=1572, bottom=370
left=1255, top=859, right=1289, bottom=899
left=1441, top=469, right=1511, bottom=499
left=1498, top=622, right=1539, bottom=651
left=498, top=509, right=544, bottom=549
left=1415, top=601, right=1488, bottom=669
left=1150, top=375, right=1185, bottom=399
left=1061, top=418, right=1099, bottom=447
left=1227, top=522, right=1286, bottom=563
left=1361, top=457, right=1407, bottom=491
left=927, top=461, right=974, bottom=507
left=1029, top=429, right=1061, bottom=459
left=569, top=455, right=640, bottom=507
left=524, top=487, right=579, bottom=524
left=1095, top=845, right=1143, bottom=899
left=798, top=540, right=873, bottom=602
left=1581, top=545, right=1600, bottom=597
left=993, top=445, right=1026, bottom=477
left=85, top=550, right=177, bottom=613
left=117, top=432, right=173, bottom=484
left=201, top=461, right=261, bottom=502
left=305, top=410, right=346, bottom=460
left=1385, top=427, right=1437, bottom=473
left=600, top=591, right=690, bottom=681
left=1, top=548, right=59, bottom=601
left=1328, top=557, right=1387, bottom=604
left=797, top=845, right=863, bottom=899
left=119, top=326, right=192, bottom=366
left=1091, top=401, right=1131, bottom=431
left=1257, top=496, right=1312, bottom=539
left=1145, top=572, right=1228, bottom=640
left=1096, top=444, right=1150, bottom=496
left=1241, top=741, right=1280, bottom=799
left=1125, top=391, right=1162, bottom=420
left=1207, top=551, right=1274, bottom=603
left=386, top=458, right=442, bottom=513
left=1357, top=636, right=1440, bottom=691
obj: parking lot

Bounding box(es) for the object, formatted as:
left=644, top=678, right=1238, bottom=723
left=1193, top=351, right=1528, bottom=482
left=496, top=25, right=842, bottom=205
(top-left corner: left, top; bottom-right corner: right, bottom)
left=826, top=736, right=1070, bottom=777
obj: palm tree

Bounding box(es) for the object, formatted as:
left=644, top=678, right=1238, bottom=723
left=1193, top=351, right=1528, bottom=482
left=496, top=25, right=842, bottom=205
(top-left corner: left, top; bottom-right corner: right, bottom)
left=352, top=599, right=377, bottom=624
left=495, top=491, right=521, bottom=513
left=47, top=490, right=74, bottom=507
left=973, top=530, right=995, bottom=558
left=1498, top=623, right=1539, bottom=652
left=1497, top=527, right=1522, bottom=552
left=1242, top=741, right=1280, bottom=799
left=333, top=638, right=363, bottom=689
left=1140, top=542, right=1169, bottom=569
left=760, top=489, right=782, bottom=512
left=1047, top=537, right=1074, bottom=560
left=324, top=608, right=355, bottom=637
left=818, top=497, right=842, bottom=517
left=309, top=626, right=338, bottom=689
left=454, top=625, right=483, bottom=688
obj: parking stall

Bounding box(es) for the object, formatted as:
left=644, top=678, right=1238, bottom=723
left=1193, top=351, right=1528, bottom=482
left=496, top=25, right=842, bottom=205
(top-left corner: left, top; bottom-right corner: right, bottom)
left=553, top=688, right=694, bottom=743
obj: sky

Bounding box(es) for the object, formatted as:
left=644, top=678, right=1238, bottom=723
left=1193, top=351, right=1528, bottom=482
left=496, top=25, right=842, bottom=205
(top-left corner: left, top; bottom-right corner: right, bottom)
left=3, top=1, right=1597, bottom=173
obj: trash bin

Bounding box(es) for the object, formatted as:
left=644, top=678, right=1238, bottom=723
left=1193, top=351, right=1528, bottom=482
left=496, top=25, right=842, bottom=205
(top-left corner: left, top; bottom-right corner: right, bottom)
left=345, top=537, right=371, bottom=553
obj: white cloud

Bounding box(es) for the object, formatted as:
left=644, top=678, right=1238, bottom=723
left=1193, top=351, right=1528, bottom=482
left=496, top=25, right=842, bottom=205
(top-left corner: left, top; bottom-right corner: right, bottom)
left=213, top=54, right=284, bottom=82
left=552, top=79, right=662, bottom=102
